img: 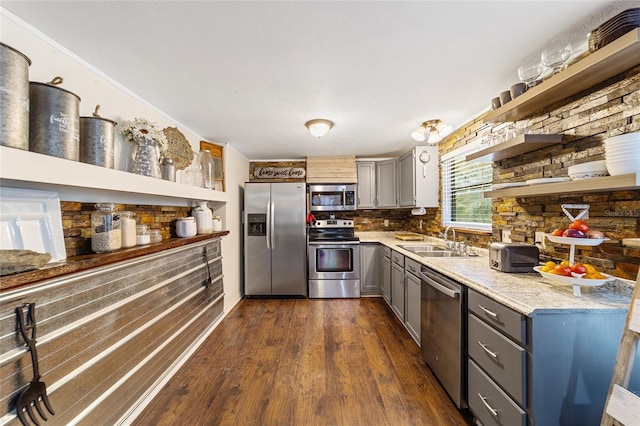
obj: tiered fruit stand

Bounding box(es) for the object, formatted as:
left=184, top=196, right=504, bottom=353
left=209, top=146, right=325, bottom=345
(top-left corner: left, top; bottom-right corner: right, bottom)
left=533, top=204, right=615, bottom=296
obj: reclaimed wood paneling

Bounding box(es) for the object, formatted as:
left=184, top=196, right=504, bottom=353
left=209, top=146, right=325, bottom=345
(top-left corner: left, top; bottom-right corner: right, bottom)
left=306, top=156, right=357, bottom=183
left=0, top=239, right=224, bottom=425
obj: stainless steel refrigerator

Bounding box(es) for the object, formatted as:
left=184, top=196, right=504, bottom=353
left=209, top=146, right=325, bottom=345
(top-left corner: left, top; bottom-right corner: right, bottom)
left=244, top=182, right=307, bottom=296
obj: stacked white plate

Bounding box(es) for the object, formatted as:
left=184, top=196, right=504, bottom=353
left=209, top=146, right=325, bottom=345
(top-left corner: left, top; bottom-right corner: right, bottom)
left=604, top=132, right=640, bottom=175
left=567, top=160, right=609, bottom=180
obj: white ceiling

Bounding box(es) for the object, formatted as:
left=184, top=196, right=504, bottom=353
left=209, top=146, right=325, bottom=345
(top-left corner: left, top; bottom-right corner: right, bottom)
left=2, top=1, right=636, bottom=160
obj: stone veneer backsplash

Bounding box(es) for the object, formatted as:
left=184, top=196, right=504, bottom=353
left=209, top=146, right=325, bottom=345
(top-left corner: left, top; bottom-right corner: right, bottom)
left=61, top=202, right=192, bottom=257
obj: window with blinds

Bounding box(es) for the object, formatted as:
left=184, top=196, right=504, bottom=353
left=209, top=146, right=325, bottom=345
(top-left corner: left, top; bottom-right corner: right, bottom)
left=442, top=155, right=492, bottom=230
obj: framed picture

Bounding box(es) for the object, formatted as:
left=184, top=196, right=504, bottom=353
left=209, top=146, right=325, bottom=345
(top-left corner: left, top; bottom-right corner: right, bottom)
left=199, top=140, right=225, bottom=191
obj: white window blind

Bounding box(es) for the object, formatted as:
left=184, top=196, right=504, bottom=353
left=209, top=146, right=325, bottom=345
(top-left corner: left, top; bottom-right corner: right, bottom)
left=442, top=154, right=492, bottom=230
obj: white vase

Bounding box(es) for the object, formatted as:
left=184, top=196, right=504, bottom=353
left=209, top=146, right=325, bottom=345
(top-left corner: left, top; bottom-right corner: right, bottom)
left=192, top=201, right=213, bottom=234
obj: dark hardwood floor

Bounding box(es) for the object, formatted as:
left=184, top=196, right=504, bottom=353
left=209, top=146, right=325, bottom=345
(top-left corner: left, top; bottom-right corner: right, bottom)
left=133, top=297, right=473, bottom=426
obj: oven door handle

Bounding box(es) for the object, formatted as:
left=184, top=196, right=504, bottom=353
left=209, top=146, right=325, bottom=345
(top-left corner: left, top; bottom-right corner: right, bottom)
left=308, top=241, right=360, bottom=245
left=420, top=272, right=460, bottom=299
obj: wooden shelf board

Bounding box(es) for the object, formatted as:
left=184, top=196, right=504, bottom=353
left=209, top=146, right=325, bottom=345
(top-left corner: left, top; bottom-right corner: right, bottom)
left=466, top=134, right=563, bottom=163
left=485, top=174, right=639, bottom=198
left=0, top=146, right=228, bottom=206
left=484, top=28, right=640, bottom=124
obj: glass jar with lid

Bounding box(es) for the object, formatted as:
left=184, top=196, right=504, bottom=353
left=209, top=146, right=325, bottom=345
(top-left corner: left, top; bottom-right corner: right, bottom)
left=120, top=211, right=137, bottom=248
left=136, top=224, right=151, bottom=245
left=149, top=229, right=162, bottom=243
left=91, top=203, right=122, bottom=253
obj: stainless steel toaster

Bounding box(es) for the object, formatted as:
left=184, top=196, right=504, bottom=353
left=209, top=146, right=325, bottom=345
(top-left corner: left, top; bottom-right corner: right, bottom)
left=489, top=242, right=539, bottom=273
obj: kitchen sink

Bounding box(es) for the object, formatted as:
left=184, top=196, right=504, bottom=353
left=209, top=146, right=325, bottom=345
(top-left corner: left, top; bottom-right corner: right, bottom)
left=398, top=244, right=477, bottom=258
left=412, top=251, right=467, bottom=257
left=398, top=244, right=447, bottom=252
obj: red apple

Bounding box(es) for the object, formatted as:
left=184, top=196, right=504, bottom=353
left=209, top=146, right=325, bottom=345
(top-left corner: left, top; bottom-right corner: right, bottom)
left=571, top=264, right=587, bottom=275
left=553, top=264, right=572, bottom=276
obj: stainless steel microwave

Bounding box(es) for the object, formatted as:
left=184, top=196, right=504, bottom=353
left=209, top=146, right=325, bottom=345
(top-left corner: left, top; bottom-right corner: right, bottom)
left=309, top=184, right=357, bottom=211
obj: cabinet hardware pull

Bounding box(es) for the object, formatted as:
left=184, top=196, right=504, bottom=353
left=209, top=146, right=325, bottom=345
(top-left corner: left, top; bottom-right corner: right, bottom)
left=477, top=341, right=498, bottom=358
left=478, top=393, right=499, bottom=417
left=478, top=305, right=499, bottom=319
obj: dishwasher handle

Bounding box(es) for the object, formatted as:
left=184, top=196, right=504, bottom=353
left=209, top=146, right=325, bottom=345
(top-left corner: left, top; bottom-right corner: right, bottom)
left=420, top=271, right=460, bottom=299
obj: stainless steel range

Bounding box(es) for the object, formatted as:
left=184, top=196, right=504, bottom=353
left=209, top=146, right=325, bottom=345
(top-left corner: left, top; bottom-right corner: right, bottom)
left=308, top=218, right=360, bottom=298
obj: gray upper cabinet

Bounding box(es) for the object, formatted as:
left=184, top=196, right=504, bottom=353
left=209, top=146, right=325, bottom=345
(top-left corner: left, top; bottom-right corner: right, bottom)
left=356, top=162, right=376, bottom=209
left=376, top=159, right=398, bottom=208
left=398, top=145, right=438, bottom=208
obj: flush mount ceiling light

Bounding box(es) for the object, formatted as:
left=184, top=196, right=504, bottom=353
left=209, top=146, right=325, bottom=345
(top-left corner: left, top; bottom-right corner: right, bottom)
left=305, top=119, right=334, bottom=138
left=411, top=119, right=453, bottom=143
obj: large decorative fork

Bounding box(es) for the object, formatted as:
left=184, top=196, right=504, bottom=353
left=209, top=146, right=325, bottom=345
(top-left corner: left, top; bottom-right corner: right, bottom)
left=15, top=303, right=55, bottom=426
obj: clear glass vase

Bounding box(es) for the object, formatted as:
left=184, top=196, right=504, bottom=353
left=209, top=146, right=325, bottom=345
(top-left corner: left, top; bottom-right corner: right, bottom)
left=131, top=137, right=161, bottom=178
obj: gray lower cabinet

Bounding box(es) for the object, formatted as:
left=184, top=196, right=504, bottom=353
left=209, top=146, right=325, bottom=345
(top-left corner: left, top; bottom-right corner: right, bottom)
left=382, top=247, right=392, bottom=305
left=404, top=258, right=421, bottom=346
left=360, top=243, right=382, bottom=295
left=467, top=288, right=632, bottom=426
left=389, top=250, right=420, bottom=346
left=390, top=251, right=405, bottom=321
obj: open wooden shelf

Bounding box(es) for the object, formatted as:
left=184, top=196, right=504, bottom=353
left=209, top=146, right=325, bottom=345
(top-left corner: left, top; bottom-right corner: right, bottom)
left=484, top=28, right=640, bottom=124
left=0, top=146, right=228, bottom=207
left=485, top=173, right=639, bottom=198
left=466, top=133, right=563, bottom=163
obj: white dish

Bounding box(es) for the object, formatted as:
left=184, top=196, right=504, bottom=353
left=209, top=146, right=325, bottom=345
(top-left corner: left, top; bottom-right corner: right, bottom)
left=545, top=233, right=609, bottom=246
left=604, top=132, right=640, bottom=145
left=606, top=159, right=640, bottom=176
left=525, top=177, right=571, bottom=185
left=492, top=182, right=527, bottom=190
left=569, top=171, right=609, bottom=180
left=0, top=187, right=66, bottom=263
left=567, top=160, right=607, bottom=174
left=604, top=148, right=640, bottom=155
left=533, top=266, right=614, bottom=287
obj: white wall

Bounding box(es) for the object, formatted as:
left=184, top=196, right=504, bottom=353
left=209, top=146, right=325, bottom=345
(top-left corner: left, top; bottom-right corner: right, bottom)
left=0, top=9, right=248, bottom=313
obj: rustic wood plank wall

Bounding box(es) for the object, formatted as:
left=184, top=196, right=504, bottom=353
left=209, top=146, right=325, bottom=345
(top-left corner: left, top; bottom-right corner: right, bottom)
left=0, top=239, right=224, bottom=425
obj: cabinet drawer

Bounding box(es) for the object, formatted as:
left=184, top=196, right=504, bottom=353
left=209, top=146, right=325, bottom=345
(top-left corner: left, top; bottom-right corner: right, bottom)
left=468, top=359, right=526, bottom=426
left=468, top=288, right=527, bottom=344
left=383, top=246, right=391, bottom=258
left=391, top=250, right=404, bottom=267
left=468, top=314, right=527, bottom=406
left=404, top=258, right=421, bottom=277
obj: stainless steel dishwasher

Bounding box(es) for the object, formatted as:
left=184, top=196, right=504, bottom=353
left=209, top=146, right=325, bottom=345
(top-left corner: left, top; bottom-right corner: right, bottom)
left=420, top=265, right=467, bottom=408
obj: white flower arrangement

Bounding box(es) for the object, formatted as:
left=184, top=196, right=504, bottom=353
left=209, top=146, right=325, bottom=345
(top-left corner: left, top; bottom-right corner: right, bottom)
left=120, top=117, right=168, bottom=151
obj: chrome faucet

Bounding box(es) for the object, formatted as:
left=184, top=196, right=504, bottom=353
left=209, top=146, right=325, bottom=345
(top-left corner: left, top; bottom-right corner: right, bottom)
left=441, top=226, right=456, bottom=250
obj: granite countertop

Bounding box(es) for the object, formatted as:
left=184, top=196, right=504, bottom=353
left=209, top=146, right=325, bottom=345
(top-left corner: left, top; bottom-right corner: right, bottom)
left=357, top=231, right=634, bottom=316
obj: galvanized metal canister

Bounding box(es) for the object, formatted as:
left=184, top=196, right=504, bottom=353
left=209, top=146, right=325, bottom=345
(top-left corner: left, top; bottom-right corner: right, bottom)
left=79, top=105, right=116, bottom=168
left=29, top=77, right=81, bottom=161
left=0, top=42, right=31, bottom=150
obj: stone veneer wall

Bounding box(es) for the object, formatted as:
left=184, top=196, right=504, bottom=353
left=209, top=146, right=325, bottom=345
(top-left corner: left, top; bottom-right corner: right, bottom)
left=434, top=65, right=640, bottom=280
left=61, top=202, right=192, bottom=257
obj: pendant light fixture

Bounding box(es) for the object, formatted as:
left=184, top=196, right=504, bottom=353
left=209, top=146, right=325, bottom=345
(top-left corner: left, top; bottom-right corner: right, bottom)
left=305, top=119, right=334, bottom=138
left=411, top=119, right=453, bottom=143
